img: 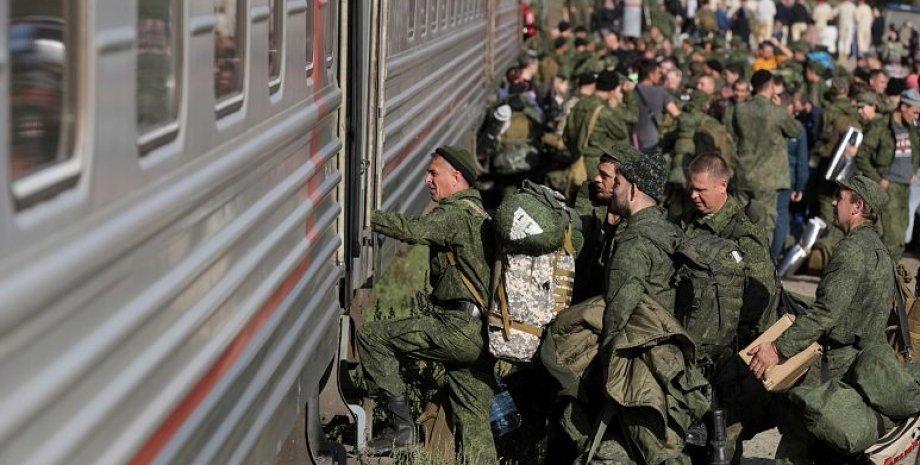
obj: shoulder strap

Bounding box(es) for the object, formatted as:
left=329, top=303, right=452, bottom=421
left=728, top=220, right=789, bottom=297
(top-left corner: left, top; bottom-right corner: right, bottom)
left=444, top=197, right=490, bottom=309
left=582, top=104, right=606, bottom=151
left=635, top=87, right=660, bottom=130
left=890, top=264, right=914, bottom=362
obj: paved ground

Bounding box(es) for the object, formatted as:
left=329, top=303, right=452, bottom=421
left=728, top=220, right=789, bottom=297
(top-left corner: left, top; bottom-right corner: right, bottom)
left=738, top=253, right=920, bottom=464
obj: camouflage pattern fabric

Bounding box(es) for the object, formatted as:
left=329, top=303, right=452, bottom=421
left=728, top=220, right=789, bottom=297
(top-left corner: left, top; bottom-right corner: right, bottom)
left=772, top=223, right=895, bottom=465
left=488, top=250, right=576, bottom=363
left=364, top=189, right=498, bottom=463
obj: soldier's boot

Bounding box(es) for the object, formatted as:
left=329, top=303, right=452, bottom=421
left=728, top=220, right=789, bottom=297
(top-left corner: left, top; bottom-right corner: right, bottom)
left=367, top=396, right=419, bottom=456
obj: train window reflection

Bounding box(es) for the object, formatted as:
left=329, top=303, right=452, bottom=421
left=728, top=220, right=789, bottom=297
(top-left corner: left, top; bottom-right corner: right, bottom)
left=214, top=0, right=244, bottom=114
left=430, top=0, right=438, bottom=33
left=269, top=0, right=282, bottom=90
left=440, top=0, right=448, bottom=29
left=324, top=0, right=336, bottom=67
left=9, top=0, right=75, bottom=185
left=305, top=0, right=314, bottom=76
left=418, top=0, right=426, bottom=37
left=137, top=0, right=181, bottom=151
left=407, top=0, right=416, bottom=39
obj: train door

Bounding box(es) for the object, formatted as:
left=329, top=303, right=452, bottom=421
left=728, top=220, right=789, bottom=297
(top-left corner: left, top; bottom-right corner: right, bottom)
left=340, top=0, right=378, bottom=308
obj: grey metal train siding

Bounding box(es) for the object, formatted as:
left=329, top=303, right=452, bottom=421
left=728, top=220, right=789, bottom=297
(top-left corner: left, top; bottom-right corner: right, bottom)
left=0, top=1, right=519, bottom=464
left=0, top=1, right=342, bottom=464
left=375, top=0, right=521, bottom=268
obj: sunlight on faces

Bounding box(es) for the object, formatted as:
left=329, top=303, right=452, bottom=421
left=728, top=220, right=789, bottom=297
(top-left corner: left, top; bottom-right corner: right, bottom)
left=594, top=160, right=618, bottom=203
left=688, top=170, right=728, bottom=215
left=425, top=155, right=466, bottom=202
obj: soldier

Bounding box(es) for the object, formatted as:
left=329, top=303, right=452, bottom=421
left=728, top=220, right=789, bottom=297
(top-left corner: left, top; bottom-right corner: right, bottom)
left=563, top=71, right=632, bottom=190
left=855, top=88, right=920, bottom=263
left=748, top=175, right=894, bottom=465
left=868, top=69, right=896, bottom=115
left=356, top=147, right=497, bottom=463
left=571, top=141, right=638, bottom=303
left=731, top=69, right=803, bottom=240
left=680, top=152, right=777, bottom=462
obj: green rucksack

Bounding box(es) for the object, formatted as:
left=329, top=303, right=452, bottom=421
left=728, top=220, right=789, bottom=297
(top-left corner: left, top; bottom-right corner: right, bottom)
left=494, top=180, right=583, bottom=255
left=673, top=234, right=747, bottom=364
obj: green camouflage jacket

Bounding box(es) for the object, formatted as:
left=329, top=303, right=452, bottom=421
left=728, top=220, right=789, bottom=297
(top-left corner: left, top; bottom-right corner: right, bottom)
left=602, top=206, right=683, bottom=349
left=564, top=95, right=631, bottom=159
left=680, top=196, right=778, bottom=337
left=732, top=95, right=803, bottom=192
left=856, top=112, right=920, bottom=183
left=372, top=189, right=492, bottom=307
left=818, top=96, right=860, bottom=159
left=775, top=224, right=894, bottom=360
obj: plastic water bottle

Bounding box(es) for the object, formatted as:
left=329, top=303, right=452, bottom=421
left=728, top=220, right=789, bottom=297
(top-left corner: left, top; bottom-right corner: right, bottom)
left=490, top=377, right=522, bottom=438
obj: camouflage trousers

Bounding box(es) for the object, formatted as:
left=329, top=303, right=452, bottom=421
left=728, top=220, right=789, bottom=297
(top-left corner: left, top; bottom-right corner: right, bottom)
left=356, top=308, right=498, bottom=464
left=881, top=181, right=910, bottom=264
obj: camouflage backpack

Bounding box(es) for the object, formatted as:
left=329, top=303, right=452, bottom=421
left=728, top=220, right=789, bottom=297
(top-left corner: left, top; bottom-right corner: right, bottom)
left=673, top=234, right=747, bottom=364
left=492, top=98, right=542, bottom=175
left=488, top=181, right=582, bottom=363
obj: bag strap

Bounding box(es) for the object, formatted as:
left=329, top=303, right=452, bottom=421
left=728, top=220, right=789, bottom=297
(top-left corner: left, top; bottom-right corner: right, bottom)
left=487, top=313, right=544, bottom=338
left=582, top=104, right=606, bottom=151
left=890, top=264, right=914, bottom=362
left=585, top=401, right=616, bottom=464
left=635, top=86, right=660, bottom=130
left=445, top=250, right=487, bottom=309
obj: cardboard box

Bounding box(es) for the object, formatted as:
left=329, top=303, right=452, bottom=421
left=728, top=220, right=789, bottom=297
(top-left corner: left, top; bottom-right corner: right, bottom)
left=739, top=314, right=823, bottom=392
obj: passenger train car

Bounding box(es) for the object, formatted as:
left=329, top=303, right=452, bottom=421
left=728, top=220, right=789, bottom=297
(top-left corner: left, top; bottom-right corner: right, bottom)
left=0, top=0, right=520, bottom=464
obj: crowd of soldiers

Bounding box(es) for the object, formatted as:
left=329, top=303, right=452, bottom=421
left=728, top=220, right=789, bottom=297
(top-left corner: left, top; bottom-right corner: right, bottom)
left=354, top=1, right=920, bottom=464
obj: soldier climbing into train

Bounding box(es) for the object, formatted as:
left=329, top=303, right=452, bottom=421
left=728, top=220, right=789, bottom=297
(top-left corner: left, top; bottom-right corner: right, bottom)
left=356, top=146, right=498, bottom=463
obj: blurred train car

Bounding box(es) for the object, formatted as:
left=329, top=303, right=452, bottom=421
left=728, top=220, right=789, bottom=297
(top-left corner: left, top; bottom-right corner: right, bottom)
left=0, top=1, right=519, bottom=464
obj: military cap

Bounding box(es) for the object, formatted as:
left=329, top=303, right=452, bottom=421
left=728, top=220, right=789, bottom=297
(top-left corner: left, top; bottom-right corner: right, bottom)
left=831, top=76, right=850, bottom=95
left=577, top=72, right=597, bottom=86
left=618, top=152, right=668, bottom=202
left=705, top=58, right=724, bottom=74
left=855, top=92, right=879, bottom=108
left=558, top=21, right=571, bottom=32
left=790, top=40, right=812, bottom=54
left=901, top=88, right=920, bottom=107
left=574, top=37, right=589, bottom=48
left=689, top=89, right=712, bottom=108
left=434, top=146, right=478, bottom=184
left=589, top=140, right=642, bottom=164
left=553, top=37, right=567, bottom=50
left=836, top=175, right=889, bottom=213
left=596, top=71, right=620, bottom=91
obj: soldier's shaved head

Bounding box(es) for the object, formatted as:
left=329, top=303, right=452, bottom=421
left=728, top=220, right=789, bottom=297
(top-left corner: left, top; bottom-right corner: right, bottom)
left=687, top=152, right=733, bottom=181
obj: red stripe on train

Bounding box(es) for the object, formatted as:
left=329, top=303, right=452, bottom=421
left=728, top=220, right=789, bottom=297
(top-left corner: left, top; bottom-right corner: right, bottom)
left=130, top=1, right=331, bottom=463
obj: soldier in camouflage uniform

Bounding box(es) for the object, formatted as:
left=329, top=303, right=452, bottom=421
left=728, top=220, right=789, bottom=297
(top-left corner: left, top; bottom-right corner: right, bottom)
left=356, top=146, right=498, bottom=463
left=868, top=69, right=897, bottom=115
left=589, top=149, right=687, bottom=464
left=855, top=88, right=920, bottom=263
left=731, top=69, right=803, bottom=240
left=679, top=153, right=777, bottom=462
left=748, top=175, right=894, bottom=465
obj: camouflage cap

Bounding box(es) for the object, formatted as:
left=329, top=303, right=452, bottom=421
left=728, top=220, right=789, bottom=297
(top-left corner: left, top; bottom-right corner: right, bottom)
left=790, top=40, right=812, bottom=54
left=831, top=76, right=850, bottom=95
left=855, top=92, right=879, bottom=108
left=618, top=151, right=668, bottom=202
left=901, top=88, right=920, bottom=108
left=836, top=175, right=889, bottom=213
left=434, top=146, right=478, bottom=184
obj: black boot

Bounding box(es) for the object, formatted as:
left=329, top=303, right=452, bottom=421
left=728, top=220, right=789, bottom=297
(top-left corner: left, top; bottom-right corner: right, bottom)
left=367, top=396, right=419, bottom=455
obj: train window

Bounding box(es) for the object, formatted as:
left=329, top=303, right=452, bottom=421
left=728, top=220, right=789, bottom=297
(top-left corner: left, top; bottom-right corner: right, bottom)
left=324, top=0, right=335, bottom=67
left=450, top=0, right=458, bottom=27
left=417, top=0, right=426, bottom=37
left=305, top=0, right=314, bottom=76
left=440, top=0, right=448, bottom=29
left=137, top=0, right=182, bottom=153
left=429, top=0, right=437, bottom=33
left=9, top=0, right=79, bottom=201
left=407, top=0, right=416, bottom=39
left=268, top=0, right=283, bottom=91
left=214, top=0, right=244, bottom=116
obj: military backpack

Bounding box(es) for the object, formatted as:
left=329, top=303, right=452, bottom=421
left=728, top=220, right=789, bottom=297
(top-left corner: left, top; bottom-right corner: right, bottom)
left=673, top=234, right=747, bottom=364
left=491, top=98, right=542, bottom=176
left=487, top=181, right=582, bottom=363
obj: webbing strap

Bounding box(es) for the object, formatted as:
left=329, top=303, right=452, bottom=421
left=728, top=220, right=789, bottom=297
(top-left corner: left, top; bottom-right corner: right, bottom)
left=582, top=105, right=605, bottom=152
left=497, top=281, right=513, bottom=340
left=487, top=313, right=544, bottom=338
left=446, top=250, right=487, bottom=309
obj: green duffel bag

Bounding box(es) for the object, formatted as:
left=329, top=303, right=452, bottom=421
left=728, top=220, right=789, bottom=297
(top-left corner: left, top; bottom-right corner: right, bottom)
left=494, top=180, right=583, bottom=256
left=790, top=379, right=888, bottom=454
left=848, top=344, right=920, bottom=420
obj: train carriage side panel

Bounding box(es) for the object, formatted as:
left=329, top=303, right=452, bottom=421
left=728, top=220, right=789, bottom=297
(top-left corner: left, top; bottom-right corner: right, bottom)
left=492, top=0, right=522, bottom=82
left=374, top=0, right=490, bottom=271
left=0, top=1, right=344, bottom=464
